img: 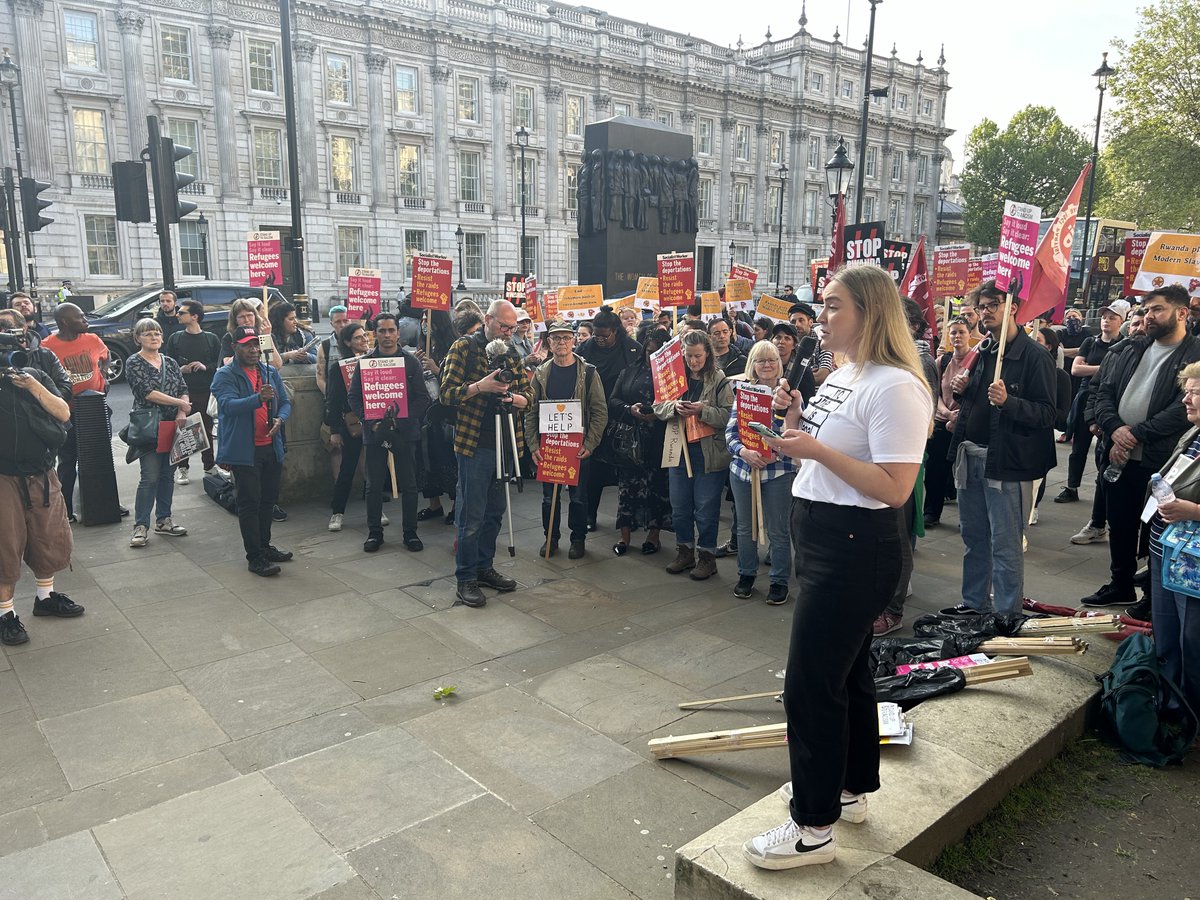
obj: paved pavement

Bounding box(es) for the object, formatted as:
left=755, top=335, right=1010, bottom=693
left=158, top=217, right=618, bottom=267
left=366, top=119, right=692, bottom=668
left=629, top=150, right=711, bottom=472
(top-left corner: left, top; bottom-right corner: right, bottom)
left=0, top=443, right=1112, bottom=899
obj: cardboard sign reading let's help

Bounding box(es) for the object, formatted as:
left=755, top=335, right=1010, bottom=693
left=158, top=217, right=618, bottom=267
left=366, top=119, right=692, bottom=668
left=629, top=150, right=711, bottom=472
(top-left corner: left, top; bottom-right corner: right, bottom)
left=539, top=400, right=582, bottom=434
left=359, top=357, right=408, bottom=421
left=537, top=432, right=584, bottom=486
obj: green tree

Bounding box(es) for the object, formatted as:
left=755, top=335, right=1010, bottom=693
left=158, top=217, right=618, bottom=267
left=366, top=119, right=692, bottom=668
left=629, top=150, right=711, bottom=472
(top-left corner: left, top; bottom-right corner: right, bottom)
left=959, top=106, right=1094, bottom=247
left=1100, top=0, right=1200, bottom=230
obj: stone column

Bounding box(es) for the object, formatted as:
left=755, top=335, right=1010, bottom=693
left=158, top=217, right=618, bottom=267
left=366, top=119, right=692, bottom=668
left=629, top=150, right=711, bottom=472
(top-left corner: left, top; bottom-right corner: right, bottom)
left=754, top=123, right=770, bottom=234
left=9, top=0, right=52, bottom=177
left=115, top=8, right=147, bottom=159
left=293, top=41, right=319, bottom=201
left=430, top=65, right=452, bottom=213
left=365, top=53, right=388, bottom=208
left=543, top=85, right=561, bottom=221
left=490, top=76, right=509, bottom=217
left=719, top=117, right=735, bottom=225
left=207, top=25, right=238, bottom=196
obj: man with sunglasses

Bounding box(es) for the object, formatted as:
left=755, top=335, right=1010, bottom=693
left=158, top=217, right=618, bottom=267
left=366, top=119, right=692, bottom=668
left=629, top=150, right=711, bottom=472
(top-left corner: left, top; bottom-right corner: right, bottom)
left=945, top=280, right=1057, bottom=617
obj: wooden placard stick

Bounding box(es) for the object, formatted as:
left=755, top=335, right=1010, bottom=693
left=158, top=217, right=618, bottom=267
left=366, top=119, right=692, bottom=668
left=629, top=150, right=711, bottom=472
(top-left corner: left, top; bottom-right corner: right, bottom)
left=681, top=427, right=694, bottom=478
left=678, top=690, right=781, bottom=710
left=544, top=483, right=559, bottom=559
left=991, top=293, right=1015, bottom=393
left=755, top=471, right=767, bottom=545
left=749, top=470, right=759, bottom=542
left=387, top=449, right=400, bottom=499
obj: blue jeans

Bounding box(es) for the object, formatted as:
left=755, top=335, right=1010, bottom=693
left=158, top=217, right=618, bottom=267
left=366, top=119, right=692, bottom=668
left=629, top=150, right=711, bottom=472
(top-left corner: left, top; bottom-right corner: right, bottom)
left=729, top=471, right=794, bottom=585
left=455, top=448, right=506, bottom=583
left=135, top=451, right=175, bottom=527
left=667, top=444, right=725, bottom=551
left=958, top=452, right=1026, bottom=614
left=1150, top=546, right=1200, bottom=717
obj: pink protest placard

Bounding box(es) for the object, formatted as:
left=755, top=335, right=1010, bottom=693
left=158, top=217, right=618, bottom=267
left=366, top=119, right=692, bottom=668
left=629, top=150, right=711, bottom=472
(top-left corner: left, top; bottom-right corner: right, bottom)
left=338, top=356, right=360, bottom=390
left=995, top=201, right=1042, bottom=302
left=246, top=231, right=282, bottom=288
left=657, top=253, right=696, bottom=308
left=981, top=253, right=999, bottom=281
left=359, top=356, right=408, bottom=421
left=347, top=267, right=382, bottom=321
left=411, top=254, right=454, bottom=311
left=735, top=383, right=774, bottom=457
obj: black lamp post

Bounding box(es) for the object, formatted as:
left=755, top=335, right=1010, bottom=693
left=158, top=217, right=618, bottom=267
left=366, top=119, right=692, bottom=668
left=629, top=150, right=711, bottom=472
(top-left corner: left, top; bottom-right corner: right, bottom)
left=824, top=136, right=854, bottom=233
left=515, top=125, right=529, bottom=276
left=854, top=0, right=882, bottom=222
left=455, top=224, right=466, bottom=290
left=775, top=163, right=788, bottom=292
left=197, top=211, right=210, bottom=279
left=728, top=239, right=736, bottom=276
left=1078, top=52, right=1115, bottom=310
left=0, top=49, right=35, bottom=297
left=934, top=187, right=946, bottom=246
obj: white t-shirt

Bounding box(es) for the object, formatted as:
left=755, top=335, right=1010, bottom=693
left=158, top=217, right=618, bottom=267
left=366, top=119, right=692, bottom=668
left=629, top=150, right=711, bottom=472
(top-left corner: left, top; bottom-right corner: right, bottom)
left=791, top=361, right=932, bottom=509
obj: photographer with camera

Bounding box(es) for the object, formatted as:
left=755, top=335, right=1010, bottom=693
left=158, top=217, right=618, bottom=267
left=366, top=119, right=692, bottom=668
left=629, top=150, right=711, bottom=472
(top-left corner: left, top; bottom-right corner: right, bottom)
left=0, top=309, right=71, bottom=399
left=439, top=300, right=533, bottom=608
left=0, top=350, right=84, bottom=645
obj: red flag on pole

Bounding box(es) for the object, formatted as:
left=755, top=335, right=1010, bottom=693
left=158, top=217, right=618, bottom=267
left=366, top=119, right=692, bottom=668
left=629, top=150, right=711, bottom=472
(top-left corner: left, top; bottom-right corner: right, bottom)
left=1017, top=164, right=1092, bottom=324
left=829, top=193, right=846, bottom=271
left=899, top=235, right=937, bottom=338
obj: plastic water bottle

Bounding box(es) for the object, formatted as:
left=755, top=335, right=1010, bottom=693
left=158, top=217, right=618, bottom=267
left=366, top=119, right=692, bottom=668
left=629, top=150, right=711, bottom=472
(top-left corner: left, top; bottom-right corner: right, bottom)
left=1102, top=460, right=1125, bottom=483
left=1150, top=473, right=1176, bottom=504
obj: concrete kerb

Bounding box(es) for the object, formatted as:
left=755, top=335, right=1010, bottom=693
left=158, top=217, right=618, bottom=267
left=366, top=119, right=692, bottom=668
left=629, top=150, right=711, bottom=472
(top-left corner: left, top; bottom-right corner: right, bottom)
left=671, top=637, right=1117, bottom=900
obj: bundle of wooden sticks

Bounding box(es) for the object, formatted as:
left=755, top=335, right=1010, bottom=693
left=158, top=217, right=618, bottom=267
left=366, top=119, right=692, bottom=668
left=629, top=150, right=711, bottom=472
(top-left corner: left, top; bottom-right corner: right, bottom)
left=1018, top=614, right=1121, bottom=635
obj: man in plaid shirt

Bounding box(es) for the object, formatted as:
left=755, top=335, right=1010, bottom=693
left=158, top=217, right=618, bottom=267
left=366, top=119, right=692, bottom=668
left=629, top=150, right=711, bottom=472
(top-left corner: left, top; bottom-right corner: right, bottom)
left=440, top=300, right=534, bottom=608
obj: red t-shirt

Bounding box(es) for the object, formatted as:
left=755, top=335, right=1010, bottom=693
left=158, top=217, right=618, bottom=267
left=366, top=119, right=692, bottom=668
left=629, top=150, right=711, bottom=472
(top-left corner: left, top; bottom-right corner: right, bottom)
left=42, top=332, right=108, bottom=396
left=243, top=365, right=272, bottom=446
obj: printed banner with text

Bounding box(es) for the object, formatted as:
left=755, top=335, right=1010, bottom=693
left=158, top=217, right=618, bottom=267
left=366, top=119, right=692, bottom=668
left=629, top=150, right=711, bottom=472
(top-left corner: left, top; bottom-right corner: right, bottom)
left=650, top=338, right=687, bottom=403
left=843, top=221, right=885, bottom=267
left=555, top=284, right=605, bottom=320
left=932, top=245, right=970, bottom=298
left=536, top=432, right=584, bottom=486
left=995, top=200, right=1042, bottom=302
left=359, top=356, right=409, bottom=421
left=882, top=240, right=912, bottom=284
left=755, top=294, right=793, bottom=323
left=658, top=253, right=696, bottom=307
left=347, top=267, right=383, bottom=320
left=246, top=231, right=282, bottom=288
left=724, top=278, right=753, bottom=311
left=1123, top=232, right=1151, bottom=297
left=729, top=263, right=759, bottom=291
left=699, top=291, right=722, bottom=322
left=1132, top=232, right=1200, bottom=297
left=410, top=255, right=453, bottom=311
left=634, top=276, right=659, bottom=311
left=735, top=383, right=775, bottom=456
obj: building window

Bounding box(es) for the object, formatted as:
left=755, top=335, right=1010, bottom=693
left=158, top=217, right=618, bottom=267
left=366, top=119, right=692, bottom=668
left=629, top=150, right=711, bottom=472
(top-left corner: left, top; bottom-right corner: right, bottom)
left=698, top=178, right=713, bottom=219
left=458, top=150, right=481, bottom=201
left=64, top=10, right=100, bottom=70
left=698, top=117, right=713, bottom=155
left=247, top=40, right=278, bottom=94
left=326, top=53, right=352, bottom=105
left=887, top=198, right=902, bottom=232
left=164, top=119, right=200, bottom=177
left=896, top=92, right=909, bottom=111
left=863, top=195, right=876, bottom=221
left=613, top=101, right=631, bottom=117
left=768, top=186, right=781, bottom=225
left=891, top=150, right=904, bottom=182
left=463, top=232, right=486, bottom=281
left=514, top=85, right=535, bottom=130
left=914, top=201, right=926, bottom=234
left=457, top=76, right=479, bottom=121
left=658, top=111, right=674, bottom=128
left=804, top=189, right=819, bottom=228
left=770, top=130, right=784, bottom=166
left=921, top=98, right=934, bottom=117
left=403, top=229, right=428, bottom=279
left=917, top=153, right=930, bottom=185
left=521, top=235, right=539, bottom=277
left=395, top=65, right=419, bottom=114
left=517, top=157, right=537, bottom=206
left=72, top=109, right=109, bottom=174
left=330, top=136, right=355, bottom=191
left=807, top=247, right=823, bottom=266
left=397, top=144, right=422, bottom=198
left=841, top=78, right=854, bottom=100
left=566, top=163, right=579, bottom=210
left=865, top=146, right=877, bottom=178
left=568, top=237, right=579, bottom=283
left=84, top=215, right=119, bottom=276
left=336, top=226, right=363, bottom=278
left=807, top=136, right=821, bottom=170
left=160, top=25, right=193, bottom=81
left=178, top=219, right=206, bottom=278
left=252, top=127, right=283, bottom=186
left=735, top=124, right=750, bottom=160
left=566, top=94, right=584, bottom=135
left=732, top=182, right=748, bottom=222
left=769, top=247, right=781, bottom=285
left=807, top=71, right=824, bottom=92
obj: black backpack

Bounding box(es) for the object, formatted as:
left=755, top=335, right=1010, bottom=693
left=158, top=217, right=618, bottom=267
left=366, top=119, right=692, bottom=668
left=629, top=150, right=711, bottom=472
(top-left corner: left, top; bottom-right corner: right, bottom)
left=1, top=369, right=70, bottom=475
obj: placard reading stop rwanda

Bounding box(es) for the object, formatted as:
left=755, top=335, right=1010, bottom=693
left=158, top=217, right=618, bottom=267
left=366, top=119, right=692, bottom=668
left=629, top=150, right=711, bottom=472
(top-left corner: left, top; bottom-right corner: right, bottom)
left=843, top=221, right=885, bottom=267
left=359, top=357, right=408, bottom=421
left=995, top=201, right=1042, bottom=302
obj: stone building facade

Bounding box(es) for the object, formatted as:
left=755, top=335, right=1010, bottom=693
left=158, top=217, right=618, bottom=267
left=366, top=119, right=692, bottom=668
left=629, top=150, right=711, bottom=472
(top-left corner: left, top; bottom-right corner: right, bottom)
left=0, top=0, right=952, bottom=303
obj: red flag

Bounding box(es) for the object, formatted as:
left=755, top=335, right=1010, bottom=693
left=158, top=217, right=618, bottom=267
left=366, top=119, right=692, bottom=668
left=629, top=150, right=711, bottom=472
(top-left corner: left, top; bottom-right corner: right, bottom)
left=899, top=235, right=937, bottom=338
left=829, top=193, right=846, bottom=271
left=1017, top=164, right=1091, bottom=324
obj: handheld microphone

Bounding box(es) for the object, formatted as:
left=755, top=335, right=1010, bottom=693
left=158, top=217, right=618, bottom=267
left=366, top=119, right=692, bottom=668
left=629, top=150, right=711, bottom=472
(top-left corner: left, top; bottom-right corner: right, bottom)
left=486, top=338, right=517, bottom=384
left=778, top=334, right=819, bottom=410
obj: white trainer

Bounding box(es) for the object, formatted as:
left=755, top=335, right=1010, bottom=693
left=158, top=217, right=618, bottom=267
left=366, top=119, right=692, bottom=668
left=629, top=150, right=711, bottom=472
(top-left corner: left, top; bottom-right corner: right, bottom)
left=328, top=513, right=344, bottom=532
left=1070, top=523, right=1108, bottom=545
left=174, top=468, right=190, bottom=485
left=776, top=783, right=868, bottom=823
left=743, top=819, right=835, bottom=870
left=381, top=512, right=390, bottom=527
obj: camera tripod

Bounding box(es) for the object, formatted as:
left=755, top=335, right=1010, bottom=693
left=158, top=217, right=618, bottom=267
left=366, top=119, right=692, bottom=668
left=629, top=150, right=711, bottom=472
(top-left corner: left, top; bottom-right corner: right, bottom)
left=494, top=397, right=524, bottom=556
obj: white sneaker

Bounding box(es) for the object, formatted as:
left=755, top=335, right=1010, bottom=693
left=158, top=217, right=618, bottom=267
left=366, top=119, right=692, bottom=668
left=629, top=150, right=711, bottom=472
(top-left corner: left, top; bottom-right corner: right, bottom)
left=1070, top=523, right=1108, bottom=545
left=1030, top=508, right=1039, bottom=525
left=381, top=512, right=390, bottom=527
left=174, top=468, right=190, bottom=485
left=777, top=783, right=869, bottom=823
left=743, top=818, right=835, bottom=870
left=328, top=513, right=343, bottom=532
left=204, top=466, right=223, bottom=478
left=130, top=525, right=149, bottom=548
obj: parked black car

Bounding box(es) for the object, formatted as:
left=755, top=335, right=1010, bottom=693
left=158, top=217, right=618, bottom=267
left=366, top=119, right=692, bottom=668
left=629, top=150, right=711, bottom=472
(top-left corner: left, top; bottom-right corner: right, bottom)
left=77, top=282, right=287, bottom=382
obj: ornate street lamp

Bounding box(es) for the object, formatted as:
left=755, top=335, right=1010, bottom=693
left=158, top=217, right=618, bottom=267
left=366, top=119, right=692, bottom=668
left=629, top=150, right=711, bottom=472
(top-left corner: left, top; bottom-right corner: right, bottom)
left=728, top=239, right=736, bottom=276
left=1078, top=52, right=1115, bottom=309
left=824, top=136, right=854, bottom=232
left=515, top=125, right=529, bottom=275
left=775, top=163, right=788, bottom=292
left=197, top=211, right=210, bottom=279
left=455, top=224, right=467, bottom=290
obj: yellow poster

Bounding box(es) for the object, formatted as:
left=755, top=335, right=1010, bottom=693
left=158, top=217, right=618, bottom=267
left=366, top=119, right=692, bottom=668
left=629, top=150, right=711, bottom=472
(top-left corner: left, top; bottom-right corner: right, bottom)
left=1133, top=233, right=1200, bottom=296
left=724, top=278, right=753, bottom=310
left=555, top=284, right=605, bottom=320
left=699, top=291, right=722, bottom=322
left=755, top=294, right=792, bottom=323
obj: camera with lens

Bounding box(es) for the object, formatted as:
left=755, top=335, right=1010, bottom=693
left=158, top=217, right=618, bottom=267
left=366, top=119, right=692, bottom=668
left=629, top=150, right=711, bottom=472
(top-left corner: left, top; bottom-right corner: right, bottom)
left=485, top=338, right=520, bottom=385
left=0, top=331, right=30, bottom=370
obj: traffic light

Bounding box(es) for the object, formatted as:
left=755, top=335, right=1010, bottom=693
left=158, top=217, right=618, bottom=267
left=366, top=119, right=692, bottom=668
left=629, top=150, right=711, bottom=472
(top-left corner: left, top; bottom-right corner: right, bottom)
left=19, top=177, right=53, bottom=233
left=112, top=161, right=151, bottom=223
left=156, top=137, right=197, bottom=224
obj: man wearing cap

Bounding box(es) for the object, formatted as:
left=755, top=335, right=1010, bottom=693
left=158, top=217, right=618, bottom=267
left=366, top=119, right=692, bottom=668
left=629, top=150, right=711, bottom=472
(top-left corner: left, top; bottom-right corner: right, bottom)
left=211, top=325, right=293, bottom=577
left=512, top=310, right=535, bottom=359
left=55, top=281, right=73, bottom=306
left=1056, top=299, right=1128, bottom=505
left=788, top=302, right=834, bottom=385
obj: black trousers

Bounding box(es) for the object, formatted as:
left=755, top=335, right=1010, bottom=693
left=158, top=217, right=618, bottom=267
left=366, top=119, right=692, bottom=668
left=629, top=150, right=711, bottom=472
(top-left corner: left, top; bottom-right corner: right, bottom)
left=330, top=432, right=364, bottom=514
left=365, top=442, right=417, bottom=538
left=785, top=500, right=902, bottom=826
left=585, top=458, right=617, bottom=523
left=923, top=423, right=954, bottom=521
left=1104, top=462, right=1152, bottom=589
left=231, top=444, right=282, bottom=561
left=57, top=413, right=79, bottom=516
left=1066, top=392, right=1095, bottom=489
left=542, top=472, right=589, bottom=543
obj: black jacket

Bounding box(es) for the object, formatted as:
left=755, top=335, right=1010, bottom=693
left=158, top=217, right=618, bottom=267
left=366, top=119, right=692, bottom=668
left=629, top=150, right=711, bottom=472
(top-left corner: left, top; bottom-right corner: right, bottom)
left=1092, top=333, right=1200, bottom=471
left=348, top=347, right=431, bottom=446
left=949, top=327, right=1057, bottom=481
